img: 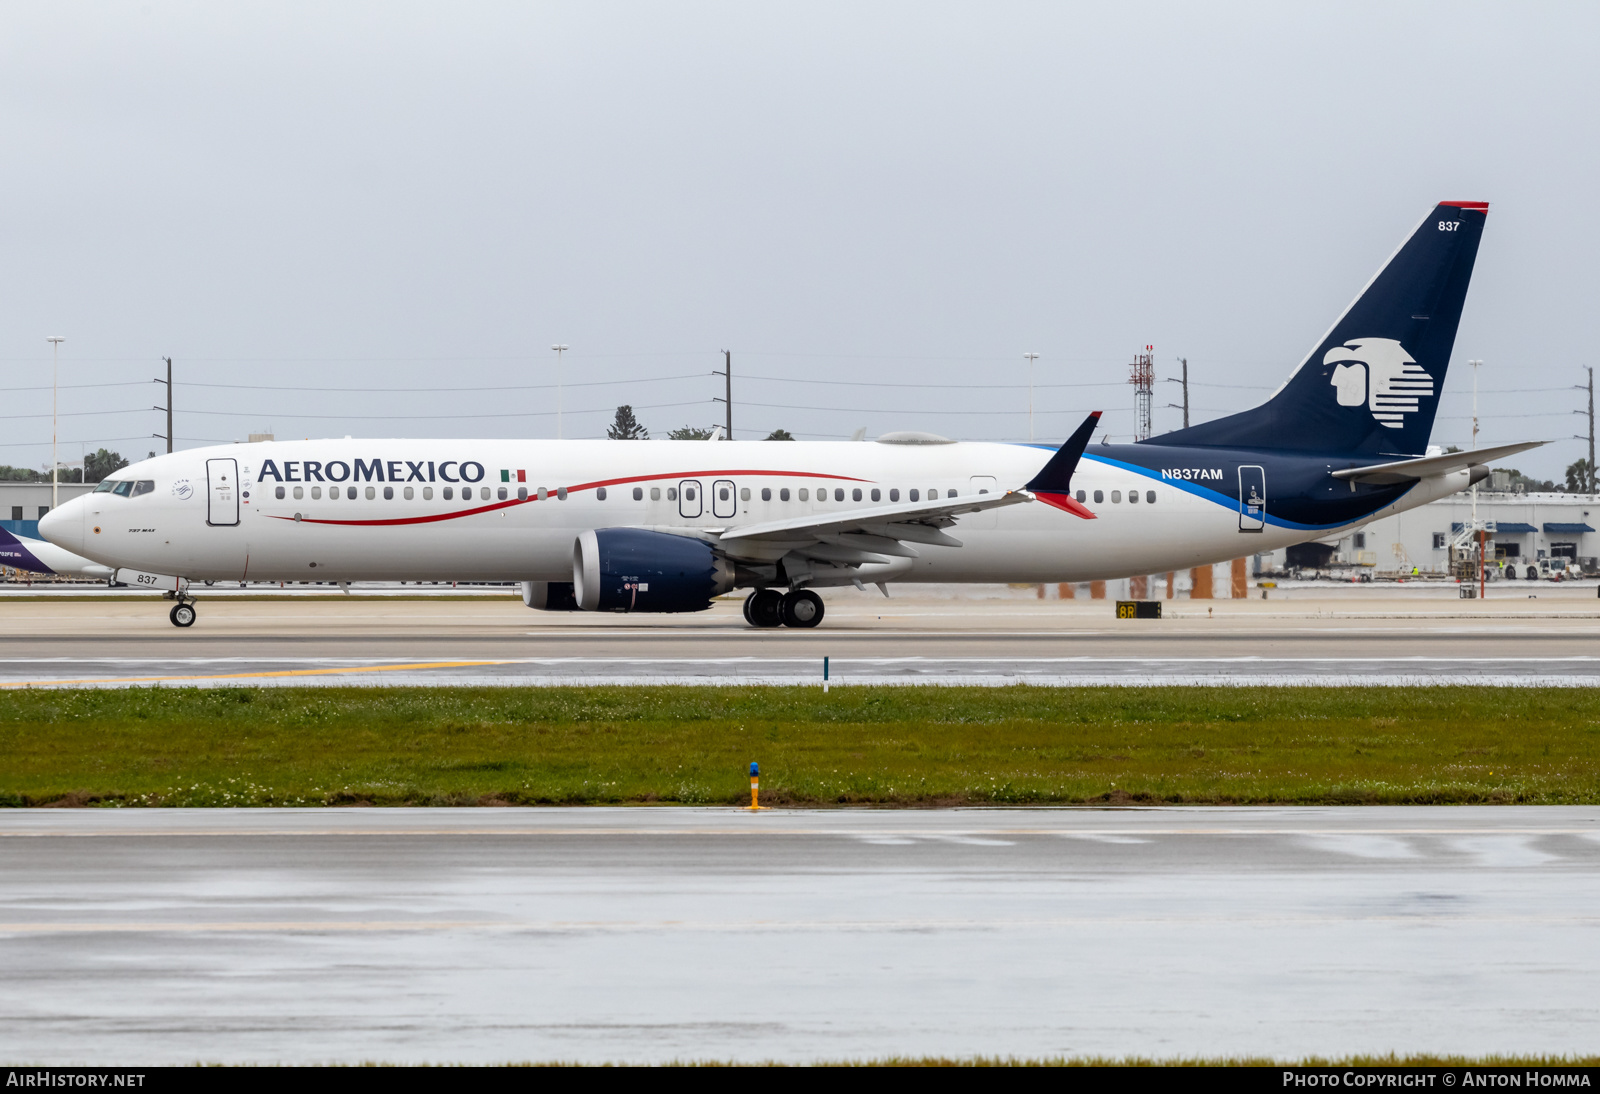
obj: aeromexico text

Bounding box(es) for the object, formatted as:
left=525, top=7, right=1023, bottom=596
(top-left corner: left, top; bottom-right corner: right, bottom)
left=255, top=459, right=486, bottom=484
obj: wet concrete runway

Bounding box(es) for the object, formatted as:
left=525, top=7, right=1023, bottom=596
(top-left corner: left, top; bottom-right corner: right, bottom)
left=2, top=594, right=1600, bottom=685
left=3, top=806, right=1598, bottom=1064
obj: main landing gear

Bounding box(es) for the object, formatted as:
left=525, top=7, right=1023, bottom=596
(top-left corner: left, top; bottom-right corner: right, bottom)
left=743, top=588, right=824, bottom=629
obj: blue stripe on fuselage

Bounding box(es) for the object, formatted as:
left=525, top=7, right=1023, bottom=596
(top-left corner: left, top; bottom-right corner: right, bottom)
left=1018, top=446, right=1411, bottom=532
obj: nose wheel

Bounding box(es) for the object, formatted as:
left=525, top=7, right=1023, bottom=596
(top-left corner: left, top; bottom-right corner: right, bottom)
left=169, top=601, right=196, bottom=628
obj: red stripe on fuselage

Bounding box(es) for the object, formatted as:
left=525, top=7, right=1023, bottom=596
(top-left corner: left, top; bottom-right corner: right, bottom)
left=265, top=468, right=871, bottom=528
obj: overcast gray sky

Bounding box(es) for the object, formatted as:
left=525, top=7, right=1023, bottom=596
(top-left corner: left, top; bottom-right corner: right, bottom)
left=3, top=2, right=1596, bottom=477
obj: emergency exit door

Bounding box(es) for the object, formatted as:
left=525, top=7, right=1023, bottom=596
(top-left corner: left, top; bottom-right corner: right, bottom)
left=1238, top=465, right=1265, bottom=532
left=207, top=458, right=240, bottom=526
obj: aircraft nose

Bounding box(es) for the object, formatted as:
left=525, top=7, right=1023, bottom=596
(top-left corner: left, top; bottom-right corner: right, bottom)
left=39, top=495, right=85, bottom=553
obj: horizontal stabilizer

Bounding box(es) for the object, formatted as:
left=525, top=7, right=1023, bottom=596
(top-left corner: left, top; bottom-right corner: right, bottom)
left=1330, top=440, right=1544, bottom=484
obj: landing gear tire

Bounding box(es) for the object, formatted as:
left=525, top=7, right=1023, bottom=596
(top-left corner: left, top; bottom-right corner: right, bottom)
left=169, top=602, right=196, bottom=628
left=744, top=589, right=784, bottom=628
left=781, top=589, right=824, bottom=628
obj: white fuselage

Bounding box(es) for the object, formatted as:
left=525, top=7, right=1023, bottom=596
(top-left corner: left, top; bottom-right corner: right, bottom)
left=40, top=438, right=1455, bottom=586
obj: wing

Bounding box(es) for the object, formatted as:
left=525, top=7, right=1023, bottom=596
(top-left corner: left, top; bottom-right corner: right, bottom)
left=705, top=412, right=1102, bottom=589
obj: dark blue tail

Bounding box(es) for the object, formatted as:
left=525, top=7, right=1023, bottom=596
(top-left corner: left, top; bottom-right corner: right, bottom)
left=1150, top=201, right=1488, bottom=457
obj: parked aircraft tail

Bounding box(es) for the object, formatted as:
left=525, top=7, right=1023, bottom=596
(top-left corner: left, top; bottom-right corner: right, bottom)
left=1150, top=201, right=1489, bottom=458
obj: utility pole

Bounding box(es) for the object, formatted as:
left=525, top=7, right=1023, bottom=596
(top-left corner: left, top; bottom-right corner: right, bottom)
left=713, top=350, right=732, bottom=437
left=1469, top=358, right=1482, bottom=595
left=47, top=337, right=64, bottom=510
left=1575, top=366, right=1594, bottom=495
left=1023, top=353, right=1040, bottom=442
left=551, top=345, right=568, bottom=439
left=153, top=357, right=173, bottom=454
left=1165, top=356, right=1190, bottom=429
left=1128, top=345, right=1154, bottom=442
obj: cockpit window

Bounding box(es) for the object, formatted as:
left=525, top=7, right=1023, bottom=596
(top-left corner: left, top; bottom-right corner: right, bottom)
left=131, top=480, right=155, bottom=497
left=111, top=481, right=134, bottom=497
left=93, top=480, right=118, bottom=493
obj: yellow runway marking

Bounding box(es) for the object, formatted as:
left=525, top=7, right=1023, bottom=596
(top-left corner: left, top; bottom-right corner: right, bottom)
left=0, top=660, right=511, bottom=688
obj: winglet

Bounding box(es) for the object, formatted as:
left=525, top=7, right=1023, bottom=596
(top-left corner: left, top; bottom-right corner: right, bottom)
left=1023, top=412, right=1101, bottom=519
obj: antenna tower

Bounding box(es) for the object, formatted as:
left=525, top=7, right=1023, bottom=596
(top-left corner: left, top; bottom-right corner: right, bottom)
left=1129, top=345, right=1154, bottom=441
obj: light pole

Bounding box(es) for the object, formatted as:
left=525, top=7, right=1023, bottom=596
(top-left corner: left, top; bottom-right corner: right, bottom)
left=1023, top=353, right=1039, bottom=442
left=551, top=345, right=568, bottom=439
left=47, top=337, right=64, bottom=510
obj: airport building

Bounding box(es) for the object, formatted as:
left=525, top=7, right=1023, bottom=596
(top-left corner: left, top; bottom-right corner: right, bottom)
left=1258, top=476, right=1599, bottom=579
left=0, top=481, right=94, bottom=540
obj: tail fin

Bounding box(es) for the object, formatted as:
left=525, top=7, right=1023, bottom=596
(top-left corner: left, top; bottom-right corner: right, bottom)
left=1151, top=201, right=1488, bottom=456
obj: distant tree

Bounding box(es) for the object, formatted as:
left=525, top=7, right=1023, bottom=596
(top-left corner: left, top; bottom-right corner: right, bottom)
left=606, top=405, right=649, bottom=440
left=1498, top=468, right=1559, bottom=493
left=1567, top=458, right=1594, bottom=494
left=764, top=428, right=796, bottom=441
left=667, top=425, right=716, bottom=440
left=82, top=449, right=128, bottom=483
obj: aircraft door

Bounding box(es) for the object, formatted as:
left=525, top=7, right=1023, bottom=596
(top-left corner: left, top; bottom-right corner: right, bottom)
left=712, top=479, right=736, bottom=519
left=206, top=458, right=240, bottom=527
left=678, top=480, right=703, bottom=519
left=967, top=476, right=999, bottom=528
left=1238, top=465, right=1265, bottom=532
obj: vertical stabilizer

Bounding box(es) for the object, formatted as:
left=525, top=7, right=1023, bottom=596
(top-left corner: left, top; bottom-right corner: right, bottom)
left=1151, top=201, right=1488, bottom=456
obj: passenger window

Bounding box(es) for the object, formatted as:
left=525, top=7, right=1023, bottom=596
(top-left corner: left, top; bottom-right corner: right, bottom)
left=404, top=486, right=414, bottom=501
left=385, top=486, right=395, bottom=500
left=909, top=489, right=919, bottom=502
left=852, top=488, right=862, bottom=502
left=365, top=486, right=376, bottom=500
left=517, top=487, right=527, bottom=501
left=1146, top=490, right=1156, bottom=503
left=275, top=486, right=285, bottom=500
left=443, top=486, right=453, bottom=501
left=667, top=487, right=678, bottom=501
left=652, top=487, right=662, bottom=501
left=132, top=480, right=155, bottom=497
left=835, top=488, right=845, bottom=502
left=597, top=487, right=607, bottom=501
left=1075, top=489, right=1086, bottom=503
left=633, top=487, right=643, bottom=501
left=1093, top=490, right=1104, bottom=503
left=1111, top=490, right=1121, bottom=503
left=497, top=486, right=507, bottom=500
left=890, top=488, right=899, bottom=502
left=1128, top=490, right=1138, bottom=504
left=422, top=487, right=432, bottom=500
left=312, top=486, right=322, bottom=500
left=780, top=488, right=790, bottom=501
left=761, top=487, right=772, bottom=501
left=293, top=486, right=304, bottom=500
left=798, top=488, right=809, bottom=501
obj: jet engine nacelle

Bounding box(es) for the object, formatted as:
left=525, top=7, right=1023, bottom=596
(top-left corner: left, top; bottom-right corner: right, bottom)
left=521, top=580, right=581, bottom=610
left=573, top=528, right=734, bottom=613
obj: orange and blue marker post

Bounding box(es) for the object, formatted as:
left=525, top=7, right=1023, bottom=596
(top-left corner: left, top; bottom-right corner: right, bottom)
left=749, top=762, right=760, bottom=810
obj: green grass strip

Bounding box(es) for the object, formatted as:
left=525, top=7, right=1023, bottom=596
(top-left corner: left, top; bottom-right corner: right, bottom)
left=4, top=684, right=1600, bottom=808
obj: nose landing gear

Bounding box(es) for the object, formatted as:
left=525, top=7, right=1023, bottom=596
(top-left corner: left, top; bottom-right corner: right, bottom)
left=165, top=593, right=197, bottom=628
